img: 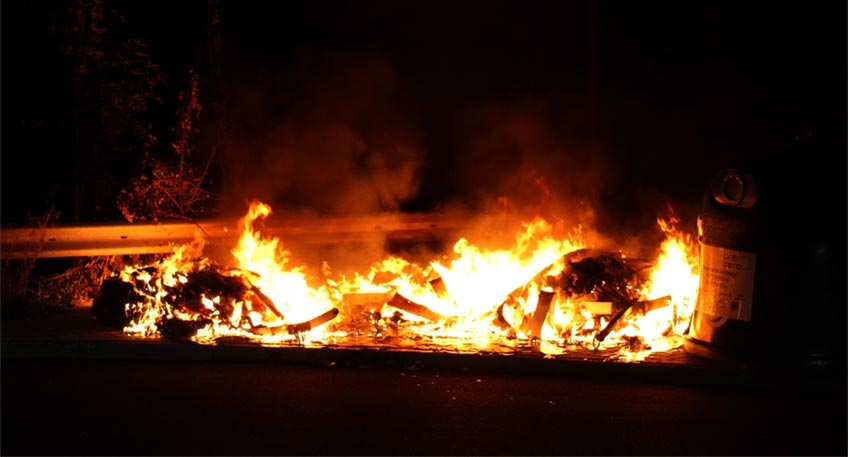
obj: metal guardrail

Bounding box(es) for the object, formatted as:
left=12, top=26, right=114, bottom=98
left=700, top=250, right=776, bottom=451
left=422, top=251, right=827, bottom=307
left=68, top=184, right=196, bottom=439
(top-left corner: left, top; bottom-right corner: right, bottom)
left=0, top=213, right=464, bottom=259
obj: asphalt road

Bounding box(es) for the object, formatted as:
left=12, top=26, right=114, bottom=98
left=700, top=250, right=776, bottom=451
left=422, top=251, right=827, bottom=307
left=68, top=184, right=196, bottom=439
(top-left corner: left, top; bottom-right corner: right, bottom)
left=2, top=359, right=845, bottom=456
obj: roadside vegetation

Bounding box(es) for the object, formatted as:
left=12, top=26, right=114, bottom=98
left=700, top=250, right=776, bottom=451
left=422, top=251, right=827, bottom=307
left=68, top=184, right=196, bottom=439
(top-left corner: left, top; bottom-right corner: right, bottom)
left=2, top=0, right=223, bottom=312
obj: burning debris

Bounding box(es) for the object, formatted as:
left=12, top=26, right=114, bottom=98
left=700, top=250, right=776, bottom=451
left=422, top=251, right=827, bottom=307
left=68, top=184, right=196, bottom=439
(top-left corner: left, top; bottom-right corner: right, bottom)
left=94, top=200, right=699, bottom=360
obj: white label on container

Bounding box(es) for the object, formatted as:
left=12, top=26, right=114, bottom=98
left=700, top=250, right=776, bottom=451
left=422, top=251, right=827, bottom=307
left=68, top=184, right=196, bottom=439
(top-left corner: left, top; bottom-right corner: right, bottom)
left=697, top=244, right=757, bottom=322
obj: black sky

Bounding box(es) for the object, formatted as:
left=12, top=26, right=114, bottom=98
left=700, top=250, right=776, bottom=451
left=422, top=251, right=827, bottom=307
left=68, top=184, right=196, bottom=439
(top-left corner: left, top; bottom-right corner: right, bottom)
left=1, top=1, right=845, bottom=237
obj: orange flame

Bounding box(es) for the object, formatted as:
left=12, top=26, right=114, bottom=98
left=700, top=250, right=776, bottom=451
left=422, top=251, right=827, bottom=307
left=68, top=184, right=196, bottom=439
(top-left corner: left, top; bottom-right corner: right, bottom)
left=231, top=201, right=335, bottom=324
left=119, top=201, right=700, bottom=360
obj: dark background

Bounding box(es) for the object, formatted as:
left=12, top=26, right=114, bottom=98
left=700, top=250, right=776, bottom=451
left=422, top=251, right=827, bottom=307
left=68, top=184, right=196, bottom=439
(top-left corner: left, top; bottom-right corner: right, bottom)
left=2, top=1, right=845, bottom=311
left=1, top=3, right=846, bottom=454
left=3, top=1, right=845, bottom=232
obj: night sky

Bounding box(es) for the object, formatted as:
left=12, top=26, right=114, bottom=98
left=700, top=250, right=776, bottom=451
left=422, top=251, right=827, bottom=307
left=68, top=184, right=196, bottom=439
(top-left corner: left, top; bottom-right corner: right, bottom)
left=2, top=1, right=845, bottom=243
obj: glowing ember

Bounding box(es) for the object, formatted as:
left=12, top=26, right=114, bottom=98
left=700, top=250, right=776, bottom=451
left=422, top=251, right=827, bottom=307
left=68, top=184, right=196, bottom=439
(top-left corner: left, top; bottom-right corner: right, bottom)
left=117, top=200, right=699, bottom=360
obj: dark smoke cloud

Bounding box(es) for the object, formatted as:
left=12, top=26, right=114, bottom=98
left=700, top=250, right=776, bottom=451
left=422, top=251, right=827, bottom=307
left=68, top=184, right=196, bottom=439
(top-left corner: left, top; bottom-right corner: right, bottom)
left=435, top=100, right=613, bottom=251
left=430, top=98, right=701, bottom=259
left=223, top=53, right=423, bottom=217
left=218, top=53, right=427, bottom=273
left=219, top=52, right=694, bottom=269
left=455, top=102, right=604, bottom=213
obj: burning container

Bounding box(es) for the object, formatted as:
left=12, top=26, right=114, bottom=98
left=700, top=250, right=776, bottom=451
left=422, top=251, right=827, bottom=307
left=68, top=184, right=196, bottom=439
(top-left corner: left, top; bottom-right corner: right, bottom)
left=687, top=156, right=846, bottom=369
left=685, top=169, right=761, bottom=361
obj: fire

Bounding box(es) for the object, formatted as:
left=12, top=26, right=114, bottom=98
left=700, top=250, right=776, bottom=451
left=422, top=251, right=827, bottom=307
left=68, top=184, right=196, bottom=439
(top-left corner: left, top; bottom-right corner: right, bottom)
left=122, top=201, right=338, bottom=343
left=117, top=201, right=699, bottom=360
left=642, top=219, right=700, bottom=336
left=431, top=218, right=578, bottom=321
left=231, top=201, right=335, bottom=324
left=121, top=232, right=209, bottom=336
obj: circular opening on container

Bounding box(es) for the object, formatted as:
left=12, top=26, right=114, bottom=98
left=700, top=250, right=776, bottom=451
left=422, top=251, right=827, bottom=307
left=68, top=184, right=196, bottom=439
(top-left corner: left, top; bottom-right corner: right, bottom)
left=709, top=169, right=758, bottom=208
left=722, top=174, right=745, bottom=204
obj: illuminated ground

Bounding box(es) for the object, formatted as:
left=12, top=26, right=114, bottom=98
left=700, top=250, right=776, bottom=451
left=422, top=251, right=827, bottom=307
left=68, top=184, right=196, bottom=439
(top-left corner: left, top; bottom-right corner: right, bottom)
left=3, top=307, right=742, bottom=382
left=2, top=307, right=845, bottom=455
left=3, top=359, right=845, bottom=456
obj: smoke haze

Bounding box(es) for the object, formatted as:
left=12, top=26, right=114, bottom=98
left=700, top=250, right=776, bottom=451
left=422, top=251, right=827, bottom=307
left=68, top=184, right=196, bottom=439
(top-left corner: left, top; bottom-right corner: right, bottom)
left=223, top=54, right=423, bottom=218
